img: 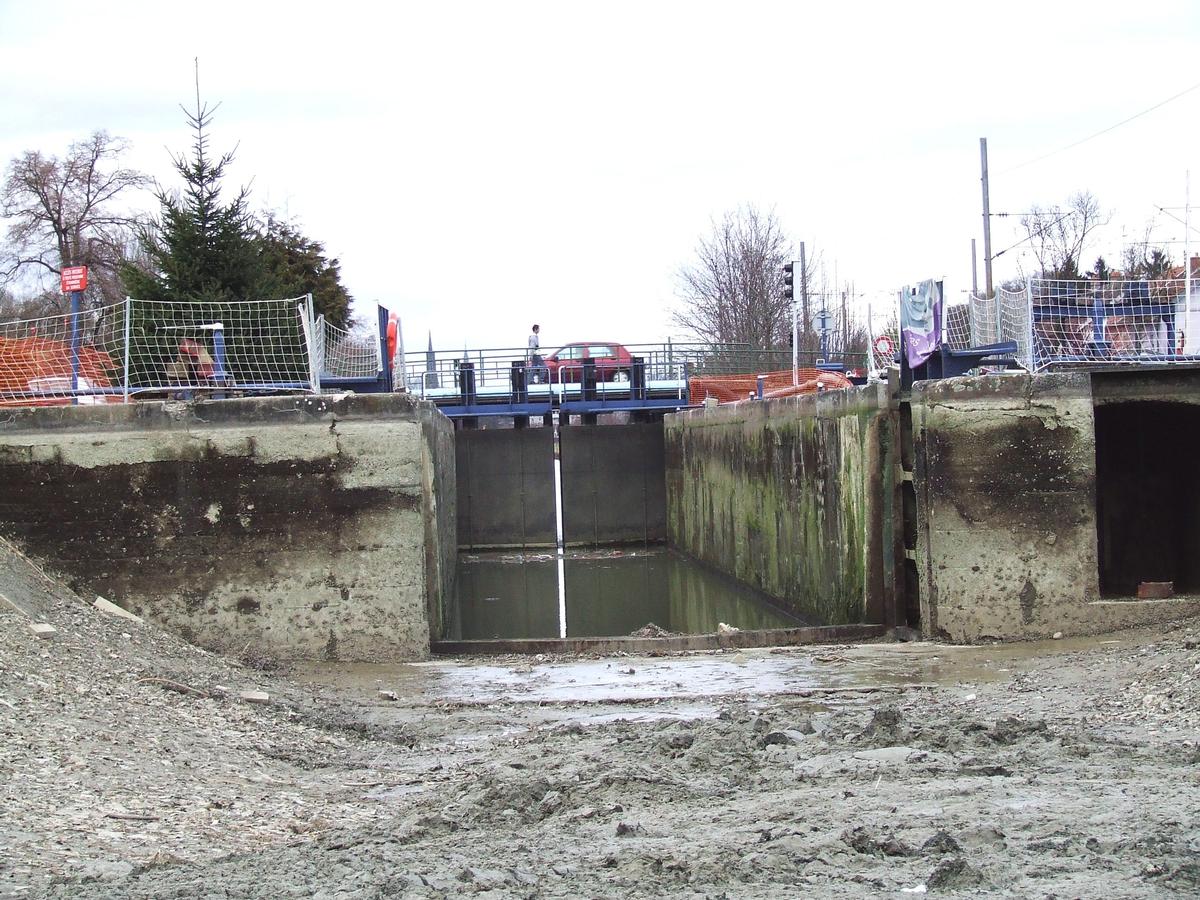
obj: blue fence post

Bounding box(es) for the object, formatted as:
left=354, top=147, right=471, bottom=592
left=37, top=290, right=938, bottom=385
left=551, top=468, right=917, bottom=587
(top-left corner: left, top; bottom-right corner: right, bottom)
left=212, top=324, right=227, bottom=384
left=69, top=290, right=81, bottom=404
left=756, top=375, right=765, bottom=399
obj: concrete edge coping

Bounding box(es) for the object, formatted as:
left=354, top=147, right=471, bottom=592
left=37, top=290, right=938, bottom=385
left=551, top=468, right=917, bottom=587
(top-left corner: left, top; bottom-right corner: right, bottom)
left=431, top=622, right=888, bottom=656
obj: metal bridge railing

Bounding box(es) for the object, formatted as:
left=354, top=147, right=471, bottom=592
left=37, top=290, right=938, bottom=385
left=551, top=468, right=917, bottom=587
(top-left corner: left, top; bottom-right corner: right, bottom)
left=402, top=341, right=870, bottom=395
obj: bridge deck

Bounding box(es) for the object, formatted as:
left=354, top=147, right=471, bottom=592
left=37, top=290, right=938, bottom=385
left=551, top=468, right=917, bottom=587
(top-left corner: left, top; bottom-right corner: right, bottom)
left=418, top=377, right=691, bottom=418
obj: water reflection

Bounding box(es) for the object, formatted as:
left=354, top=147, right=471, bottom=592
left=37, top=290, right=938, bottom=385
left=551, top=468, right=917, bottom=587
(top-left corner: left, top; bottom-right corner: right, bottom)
left=451, top=547, right=810, bottom=640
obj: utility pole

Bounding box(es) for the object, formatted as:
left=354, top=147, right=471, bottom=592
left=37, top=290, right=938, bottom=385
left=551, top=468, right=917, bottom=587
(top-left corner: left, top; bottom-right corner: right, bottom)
left=971, top=238, right=978, bottom=295
left=841, top=285, right=848, bottom=361
left=800, top=241, right=809, bottom=350
left=980, top=138, right=994, bottom=298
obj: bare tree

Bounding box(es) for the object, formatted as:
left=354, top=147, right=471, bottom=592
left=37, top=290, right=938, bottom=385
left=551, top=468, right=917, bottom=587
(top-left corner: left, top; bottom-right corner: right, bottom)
left=1019, top=191, right=1109, bottom=279
left=1, top=131, right=150, bottom=311
left=673, top=206, right=816, bottom=352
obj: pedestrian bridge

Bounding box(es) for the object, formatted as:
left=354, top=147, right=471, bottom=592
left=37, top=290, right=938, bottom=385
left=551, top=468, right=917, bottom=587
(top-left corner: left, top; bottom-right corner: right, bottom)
left=399, top=341, right=767, bottom=420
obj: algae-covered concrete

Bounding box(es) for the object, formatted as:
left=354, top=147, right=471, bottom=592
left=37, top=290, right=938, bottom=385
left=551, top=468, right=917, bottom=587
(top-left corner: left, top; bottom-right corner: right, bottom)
left=0, top=393, right=455, bottom=661
left=910, top=372, right=1200, bottom=641
left=664, top=383, right=896, bottom=626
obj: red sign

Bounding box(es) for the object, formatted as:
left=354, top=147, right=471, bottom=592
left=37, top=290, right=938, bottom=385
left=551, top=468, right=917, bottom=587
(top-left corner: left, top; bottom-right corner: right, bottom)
left=60, top=266, right=88, bottom=293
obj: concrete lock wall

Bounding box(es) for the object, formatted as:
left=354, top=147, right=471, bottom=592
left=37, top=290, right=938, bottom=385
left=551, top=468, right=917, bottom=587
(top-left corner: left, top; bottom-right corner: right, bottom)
left=664, top=383, right=896, bottom=626
left=910, top=371, right=1200, bottom=642
left=0, top=394, right=456, bottom=661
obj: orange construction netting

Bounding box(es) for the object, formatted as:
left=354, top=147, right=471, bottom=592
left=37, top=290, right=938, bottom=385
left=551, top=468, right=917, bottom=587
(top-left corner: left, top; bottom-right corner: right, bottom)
left=0, top=336, right=118, bottom=406
left=688, top=368, right=853, bottom=404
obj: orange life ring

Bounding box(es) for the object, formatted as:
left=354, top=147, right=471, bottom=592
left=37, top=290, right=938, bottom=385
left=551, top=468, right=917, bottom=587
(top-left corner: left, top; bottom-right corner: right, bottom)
left=387, top=313, right=399, bottom=364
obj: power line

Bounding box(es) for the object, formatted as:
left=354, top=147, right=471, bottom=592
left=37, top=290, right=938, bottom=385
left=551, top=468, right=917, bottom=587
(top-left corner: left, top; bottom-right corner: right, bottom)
left=991, top=210, right=1076, bottom=261
left=997, top=78, right=1200, bottom=175
left=1154, top=204, right=1200, bottom=238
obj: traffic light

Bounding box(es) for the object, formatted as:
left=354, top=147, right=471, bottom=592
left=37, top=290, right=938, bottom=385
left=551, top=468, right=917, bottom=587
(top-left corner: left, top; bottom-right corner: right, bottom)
left=782, top=262, right=795, bottom=301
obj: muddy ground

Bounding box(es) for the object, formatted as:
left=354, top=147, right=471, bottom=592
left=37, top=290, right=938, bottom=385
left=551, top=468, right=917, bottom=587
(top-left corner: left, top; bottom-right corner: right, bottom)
left=2, top=538, right=1199, bottom=898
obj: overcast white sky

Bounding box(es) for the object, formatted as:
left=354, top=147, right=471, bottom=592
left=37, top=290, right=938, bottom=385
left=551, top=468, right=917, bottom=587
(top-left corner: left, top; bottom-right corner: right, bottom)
left=2, top=0, right=1199, bottom=352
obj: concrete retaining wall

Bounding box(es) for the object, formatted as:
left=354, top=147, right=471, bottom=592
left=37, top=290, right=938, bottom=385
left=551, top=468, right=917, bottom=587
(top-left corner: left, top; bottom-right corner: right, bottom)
left=911, top=372, right=1200, bottom=641
left=0, top=393, right=455, bottom=661
left=664, top=383, right=896, bottom=626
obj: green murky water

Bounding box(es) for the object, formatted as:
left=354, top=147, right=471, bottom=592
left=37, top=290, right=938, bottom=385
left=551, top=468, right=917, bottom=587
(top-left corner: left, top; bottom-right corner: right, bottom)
left=449, top=547, right=810, bottom=640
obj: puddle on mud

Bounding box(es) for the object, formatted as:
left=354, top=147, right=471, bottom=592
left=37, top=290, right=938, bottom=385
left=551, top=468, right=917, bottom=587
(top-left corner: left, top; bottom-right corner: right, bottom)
left=291, top=631, right=1146, bottom=734
left=450, top=546, right=807, bottom=640
left=298, top=631, right=1143, bottom=701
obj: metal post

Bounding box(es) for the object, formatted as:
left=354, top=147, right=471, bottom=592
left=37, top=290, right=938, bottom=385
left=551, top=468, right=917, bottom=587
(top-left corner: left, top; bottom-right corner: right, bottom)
left=792, top=295, right=798, bottom=387
left=69, top=290, right=81, bottom=404
left=394, top=315, right=405, bottom=390
left=510, top=360, right=527, bottom=405
left=971, top=238, right=978, bottom=295
left=582, top=358, right=597, bottom=402
left=800, top=242, right=809, bottom=350
left=631, top=356, right=646, bottom=401
left=459, top=361, right=476, bottom=405
left=301, top=295, right=321, bottom=395
left=122, top=296, right=132, bottom=403
left=1025, top=278, right=1036, bottom=371
left=212, top=324, right=227, bottom=383
left=756, top=375, right=765, bottom=399
left=981, top=138, right=994, bottom=299
left=377, top=304, right=393, bottom=391
left=1185, top=171, right=1191, bottom=354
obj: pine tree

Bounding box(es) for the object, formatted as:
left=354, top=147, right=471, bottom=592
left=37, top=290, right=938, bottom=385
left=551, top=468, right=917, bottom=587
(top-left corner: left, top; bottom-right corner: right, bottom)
left=122, top=89, right=264, bottom=304
left=256, top=214, right=353, bottom=328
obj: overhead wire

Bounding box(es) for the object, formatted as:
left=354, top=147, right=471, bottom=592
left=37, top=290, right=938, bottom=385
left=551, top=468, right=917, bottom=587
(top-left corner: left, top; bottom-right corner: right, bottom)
left=997, top=78, right=1200, bottom=175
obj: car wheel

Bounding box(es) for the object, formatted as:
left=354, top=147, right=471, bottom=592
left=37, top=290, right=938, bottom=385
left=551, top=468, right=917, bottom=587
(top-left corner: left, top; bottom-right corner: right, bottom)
left=612, top=368, right=630, bottom=383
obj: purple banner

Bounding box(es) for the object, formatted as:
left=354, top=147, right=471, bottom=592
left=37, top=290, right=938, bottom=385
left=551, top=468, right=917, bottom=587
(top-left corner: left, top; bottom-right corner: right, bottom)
left=901, top=280, right=943, bottom=368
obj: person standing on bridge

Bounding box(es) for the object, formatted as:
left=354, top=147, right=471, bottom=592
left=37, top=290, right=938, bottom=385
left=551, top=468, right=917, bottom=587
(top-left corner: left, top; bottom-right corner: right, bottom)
left=528, top=324, right=545, bottom=383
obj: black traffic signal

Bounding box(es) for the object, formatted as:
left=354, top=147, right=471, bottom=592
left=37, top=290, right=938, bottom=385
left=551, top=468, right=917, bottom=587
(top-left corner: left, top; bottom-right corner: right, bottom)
left=782, top=262, right=795, bottom=301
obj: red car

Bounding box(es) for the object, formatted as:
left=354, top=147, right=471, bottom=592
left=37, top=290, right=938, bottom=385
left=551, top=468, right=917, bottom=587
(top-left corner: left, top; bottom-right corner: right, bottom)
left=543, top=342, right=634, bottom=382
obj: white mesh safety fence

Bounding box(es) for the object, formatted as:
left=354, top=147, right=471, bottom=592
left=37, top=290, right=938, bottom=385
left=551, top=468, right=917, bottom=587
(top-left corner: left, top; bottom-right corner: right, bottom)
left=125, top=297, right=314, bottom=394
left=944, top=278, right=1198, bottom=372
left=1027, top=278, right=1189, bottom=369
left=0, top=296, right=316, bottom=406
left=942, top=301, right=972, bottom=350
left=995, top=285, right=1033, bottom=370
left=313, top=315, right=382, bottom=380
left=968, top=292, right=1000, bottom=346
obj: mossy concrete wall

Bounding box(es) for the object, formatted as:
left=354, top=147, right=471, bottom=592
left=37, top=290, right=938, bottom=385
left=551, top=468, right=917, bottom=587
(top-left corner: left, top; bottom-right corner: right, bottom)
left=910, top=372, right=1200, bottom=641
left=0, top=393, right=456, bottom=661
left=664, top=383, right=896, bottom=626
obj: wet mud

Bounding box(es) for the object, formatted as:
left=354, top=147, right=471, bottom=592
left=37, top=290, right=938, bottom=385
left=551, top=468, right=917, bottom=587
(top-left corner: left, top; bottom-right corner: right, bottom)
left=3, top=539, right=1199, bottom=898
